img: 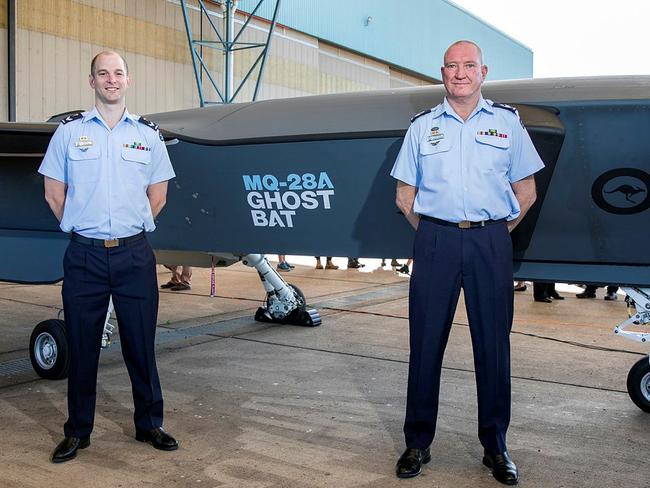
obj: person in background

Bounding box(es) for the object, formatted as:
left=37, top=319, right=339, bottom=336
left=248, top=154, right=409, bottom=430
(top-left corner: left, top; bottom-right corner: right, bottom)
left=397, top=258, right=413, bottom=275
left=576, top=284, right=618, bottom=300
left=315, top=256, right=338, bottom=269
left=277, top=254, right=294, bottom=272
left=347, top=257, right=365, bottom=269
left=532, top=282, right=564, bottom=303
left=161, top=265, right=192, bottom=291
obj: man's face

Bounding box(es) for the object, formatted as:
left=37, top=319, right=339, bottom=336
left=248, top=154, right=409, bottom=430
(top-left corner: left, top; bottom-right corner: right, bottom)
left=440, top=43, right=487, bottom=102
left=89, top=53, right=131, bottom=105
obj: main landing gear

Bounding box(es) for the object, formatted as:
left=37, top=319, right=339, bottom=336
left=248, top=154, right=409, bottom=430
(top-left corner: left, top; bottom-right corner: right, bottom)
left=28, top=255, right=321, bottom=379
left=614, top=287, right=650, bottom=412
left=29, top=299, right=117, bottom=380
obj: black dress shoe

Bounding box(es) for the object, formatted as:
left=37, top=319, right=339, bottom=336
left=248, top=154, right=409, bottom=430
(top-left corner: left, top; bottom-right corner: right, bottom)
left=483, top=450, right=519, bottom=485
left=51, top=436, right=90, bottom=463
left=534, top=296, right=552, bottom=303
left=135, top=427, right=178, bottom=451
left=395, top=447, right=431, bottom=478
left=604, top=292, right=618, bottom=301
left=550, top=291, right=564, bottom=300
left=576, top=290, right=596, bottom=299
left=170, top=282, right=191, bottom=291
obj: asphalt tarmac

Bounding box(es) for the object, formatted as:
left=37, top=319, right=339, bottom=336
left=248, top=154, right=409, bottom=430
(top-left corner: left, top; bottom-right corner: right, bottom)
left=0, top=260, right=648, bottom=488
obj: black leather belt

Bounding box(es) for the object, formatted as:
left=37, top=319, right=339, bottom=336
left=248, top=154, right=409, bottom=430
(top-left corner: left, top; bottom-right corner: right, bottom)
left=420, top=215, right=506, bottom=229
left=71, top=231, right=145, bottom=248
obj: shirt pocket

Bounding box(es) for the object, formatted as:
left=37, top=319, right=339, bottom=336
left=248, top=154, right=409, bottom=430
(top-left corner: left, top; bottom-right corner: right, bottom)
left=420, top=138, right=451, bottom=156
left=121, top=146, right=151, bottom=187
left=475, top=131, right=510, bottom=174
left=419, top=138, right=452, bottom=182
left=67, top=145, right=101, bottom=182
left=121, top=146, right=151, bottom=165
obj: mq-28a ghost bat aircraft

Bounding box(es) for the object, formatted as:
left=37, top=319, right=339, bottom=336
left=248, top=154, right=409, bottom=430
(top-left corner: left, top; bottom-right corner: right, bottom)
left=0, top=75, right=649, bottom=412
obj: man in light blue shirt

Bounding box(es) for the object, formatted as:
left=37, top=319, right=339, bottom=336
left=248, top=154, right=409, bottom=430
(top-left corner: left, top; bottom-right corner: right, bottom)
left=39, top=50, right=178, bottom=463
left=391, top=41, right=544, bottom=485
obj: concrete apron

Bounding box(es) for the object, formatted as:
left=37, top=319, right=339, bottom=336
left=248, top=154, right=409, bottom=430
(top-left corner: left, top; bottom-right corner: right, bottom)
left=0, top=264, right=648, bottom=487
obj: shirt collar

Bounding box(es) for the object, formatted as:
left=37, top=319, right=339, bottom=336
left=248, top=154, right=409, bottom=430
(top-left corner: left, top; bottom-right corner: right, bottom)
left=441, top=95, right=493, bottom=122
left=82, top=106, right=138, bottom=127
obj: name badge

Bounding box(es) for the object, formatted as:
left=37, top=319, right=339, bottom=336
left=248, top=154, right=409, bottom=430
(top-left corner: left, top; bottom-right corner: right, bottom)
left=74, top=135, right=93, bottom=151
left=427, top=127, right=444, bottom=145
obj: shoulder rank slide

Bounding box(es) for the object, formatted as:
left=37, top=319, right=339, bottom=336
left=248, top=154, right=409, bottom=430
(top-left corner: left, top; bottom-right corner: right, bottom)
left=492, top=102, right=518, bottom=115
left=492, top=102, right=525, bottom=128
left=60, top=113, right=83, bottom=125
left=410, top=109, right=432, bottom=123
left=138, top=116, right=164, bottom=141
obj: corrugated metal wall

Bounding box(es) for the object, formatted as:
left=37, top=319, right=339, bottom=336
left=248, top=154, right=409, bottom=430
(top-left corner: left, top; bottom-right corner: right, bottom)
left=238, top=0, right=534, bottom=81
left=5, top=0, right=436, bottom=122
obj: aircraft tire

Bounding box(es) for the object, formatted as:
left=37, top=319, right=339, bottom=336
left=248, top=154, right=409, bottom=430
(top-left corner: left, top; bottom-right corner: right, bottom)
left=288, top=283, right=306, bottom=307
left=626, top=357, right=650, bottom=413
left=29, top=319, right=69, bottom=380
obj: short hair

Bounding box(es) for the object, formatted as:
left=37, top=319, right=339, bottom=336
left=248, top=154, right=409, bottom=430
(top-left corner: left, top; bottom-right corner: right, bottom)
left=90, top=51, right=129, bottom=76
left=443, top=40, right=484, bottom=66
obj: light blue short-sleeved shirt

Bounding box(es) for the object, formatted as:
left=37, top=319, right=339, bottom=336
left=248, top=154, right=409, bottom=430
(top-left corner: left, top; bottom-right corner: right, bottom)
left=39, top=107, right=176, bottom=239
left=390, top=96, right=545, bottom=222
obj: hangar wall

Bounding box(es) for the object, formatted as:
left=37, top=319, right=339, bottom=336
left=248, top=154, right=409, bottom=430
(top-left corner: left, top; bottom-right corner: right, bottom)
left=237, top=0, right=534, bottom=81
left=5, top=0, right=432, bottom=122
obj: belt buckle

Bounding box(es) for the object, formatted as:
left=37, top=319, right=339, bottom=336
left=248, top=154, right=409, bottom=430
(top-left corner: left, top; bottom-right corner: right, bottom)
left=104, top=238, right=119, bottom=248
left=458, top=220, right=471, bottom=229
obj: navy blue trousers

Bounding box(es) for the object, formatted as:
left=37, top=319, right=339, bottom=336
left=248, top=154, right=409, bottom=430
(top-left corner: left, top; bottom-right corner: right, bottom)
left=62, top=237, right=163, bottom=438
left=404, top=219, right=514, bottom=453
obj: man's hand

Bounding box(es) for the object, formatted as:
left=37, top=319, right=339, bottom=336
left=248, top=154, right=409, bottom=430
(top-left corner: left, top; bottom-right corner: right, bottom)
left=147, top=181, right=169, bottom=218
left=507, top=175, right=536, bottom=232
left=43, top=176, right=67, bottom=222
left=396, top=181, right=419, bottom=230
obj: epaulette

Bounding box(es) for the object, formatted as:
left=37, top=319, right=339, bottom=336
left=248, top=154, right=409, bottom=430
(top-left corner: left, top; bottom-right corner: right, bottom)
left=410, top=109, right=432, bottom=123
left=492, top=102, right=525, bottom=128
left=138, top=116, right=164, bottom=141
left=492, top=102, right=518, bottom=115
left=60, top=113, right=83, bottom=125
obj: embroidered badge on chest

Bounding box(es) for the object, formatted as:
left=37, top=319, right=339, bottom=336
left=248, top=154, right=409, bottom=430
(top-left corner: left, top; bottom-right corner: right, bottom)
left=124, top=142, right=151, bottom=151
left=427, top=126, right=445, bottom=145
left=478, top=129, right=508, bottom=139
left=74, top=135, right=93, bottom=151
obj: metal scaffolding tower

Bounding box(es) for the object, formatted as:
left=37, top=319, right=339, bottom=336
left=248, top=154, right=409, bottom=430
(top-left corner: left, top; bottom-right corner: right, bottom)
left=179, top=0, right=281, bottom=106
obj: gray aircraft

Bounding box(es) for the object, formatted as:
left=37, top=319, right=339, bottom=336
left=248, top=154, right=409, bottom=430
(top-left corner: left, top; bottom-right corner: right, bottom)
left=0, top=76, right=648, bottom=411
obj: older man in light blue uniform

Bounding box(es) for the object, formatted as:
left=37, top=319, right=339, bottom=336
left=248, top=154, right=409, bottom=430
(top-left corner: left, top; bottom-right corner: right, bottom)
left=391, top=41, right=544, bottom=485
left=39, top=51, right=178, bottom=463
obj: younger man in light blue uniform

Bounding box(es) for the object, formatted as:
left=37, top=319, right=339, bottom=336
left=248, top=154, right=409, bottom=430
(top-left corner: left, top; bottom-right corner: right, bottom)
left=39, top=50, right=178, bottom=463
left=391, top=40, right=544, bottom=485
